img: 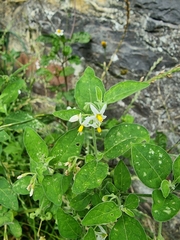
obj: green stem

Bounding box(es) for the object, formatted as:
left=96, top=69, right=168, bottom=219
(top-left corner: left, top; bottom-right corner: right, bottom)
left=158, top=222, right=163, bottom=240
left=92, top=128, right=98, bottom=158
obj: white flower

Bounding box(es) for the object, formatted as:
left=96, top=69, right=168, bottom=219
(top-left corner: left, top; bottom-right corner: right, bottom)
left=69, top=113, right=82, bottom=123
left=90, top=103, right=107, bottom=123
left=111, top=53, right=119, bottom=62
left=95, top=226, right=108, bottom=240
left=68, top=104, right=107, bottom=134
left=55, top=29, right=64, bottom=36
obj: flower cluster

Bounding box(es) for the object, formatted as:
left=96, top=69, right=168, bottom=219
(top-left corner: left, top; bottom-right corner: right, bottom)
left=69, top=103, right=107, bottom=134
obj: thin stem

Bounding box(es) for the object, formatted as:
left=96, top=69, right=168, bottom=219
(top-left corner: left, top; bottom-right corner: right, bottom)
left=92, top=128, right=98, bottom=158
left=157, top=222, right=164, bottom=240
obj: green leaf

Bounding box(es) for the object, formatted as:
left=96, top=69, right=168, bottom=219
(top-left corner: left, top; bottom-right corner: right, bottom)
left=152, top=189, right=180, bottom=221
left=59, top=65, right=74, bottom=77
left=113, top=160, right=131, bottom=192
left=24, top=127, right=48, bottom=163
left=42, top=173, right=63, bottom=206
left=0, top=130, right=10, bottom=142
left=104, top=80, right=149, bottom=104
left=132, top=143, right=172, bottom=188
left=70, top=192, right=92, bottom=211
left=50, top=128, right=84, bottom=168
left=9, top=219, right=22, bottom=238
left=53, top=109, right=81, bottom=121
left=70, top=32, right=91, bottom=43
left=0, top=177, right=19, bottom=211
left=122, top=208, right=135, bottom=217
left=110, top=214, right=147, bottom=240
left=4, top=111, right=42, bottom=130
left=57, top=208, right=82, bottom=239
left=13, top=176, right=31, bottom=195
left=124, top=194, right=139, bottom=209
left=82, top=201, right=122, bottom=226
left=173, top=155, right=180, bottom=183
left=104, top=123, right=150, bottom=159
left=0, top=210, right=14, bottom=227
left=83, top=228, right=96, bottom=240
left=62, top=45, right=72, bottom=56
left=1, top=77, right=25, bottom=106
left=74, top=67, right=105, bottom=111
left=36, top=68, right=53, bottom=82
left=72, top=161, right=108, bottom=194
left=160, top=180, right=170, bottom=198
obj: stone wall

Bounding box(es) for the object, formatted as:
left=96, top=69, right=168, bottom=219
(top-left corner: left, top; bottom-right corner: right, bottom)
left=1, top=0, right=180, bottom=145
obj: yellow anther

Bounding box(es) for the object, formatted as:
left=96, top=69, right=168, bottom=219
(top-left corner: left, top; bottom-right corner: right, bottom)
left=97, top=127, right=102, bottom=133
left=96, top=114, right=103, bottom=122
left=78, top=125, right=84, bottom=133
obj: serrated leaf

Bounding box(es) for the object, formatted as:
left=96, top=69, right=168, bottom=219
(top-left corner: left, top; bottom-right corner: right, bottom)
left=124, top=194, right=139, bottom=209
left=50, top=128, right=84, bottom=168
left=71, top=32, right=91, bottom=43
left=104, top=80, right=149, bottom=104
left=70, top=192, right=92, bottom=211
left=74, top=67, right=105, bottom=111
left=42, top=173, right=63, bottom=206
left=104, top=123, right=150, bottom=159
left=113, top=160, right=131, bottom=192
left=57, top=208, right=81, bottom=239
left=72, top=161, right=108, bottom=194
left=0, top=177, right=19, bottom=211
left=13, top=176, right=31, bottom=195
left=82, top=201, right=122, bottom=226
left=23, top=127, right=48, bottom=163
left=83, top=228, right=96, bottom=240
left=132, top=143, right=172, bottom=188
left=110, top=214, right=147, bottom=240
left=173, top=155, right=180, bottom=183
left=160, top=180, right=170, bottom=198
left=152, top=189, right=180, bottom=221
left=53, top=109, right=81, bottom=121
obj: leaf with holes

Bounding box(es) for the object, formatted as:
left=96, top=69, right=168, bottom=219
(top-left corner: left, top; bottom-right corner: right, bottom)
left=82, top=201, right=122, bottom=226
left=113, top=160, right=131, bottom=192
left=132, top=143, right=172, bottom=188
left=110, top=214, right=147, bottom=240
left=23, top=127, right=48, bottom=163
left=50, top=128, right=84, bottom=168
left=57, top=208, right=82, bottom=239
left=74, top=67, right=105, bottom=111
left=104, top=80, right=149, bottom=104
left=152, top=189, right=180, bottom=221
left=72, top=161, right=108, bottom=194
left=104, top=123, right=150, bottom=159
